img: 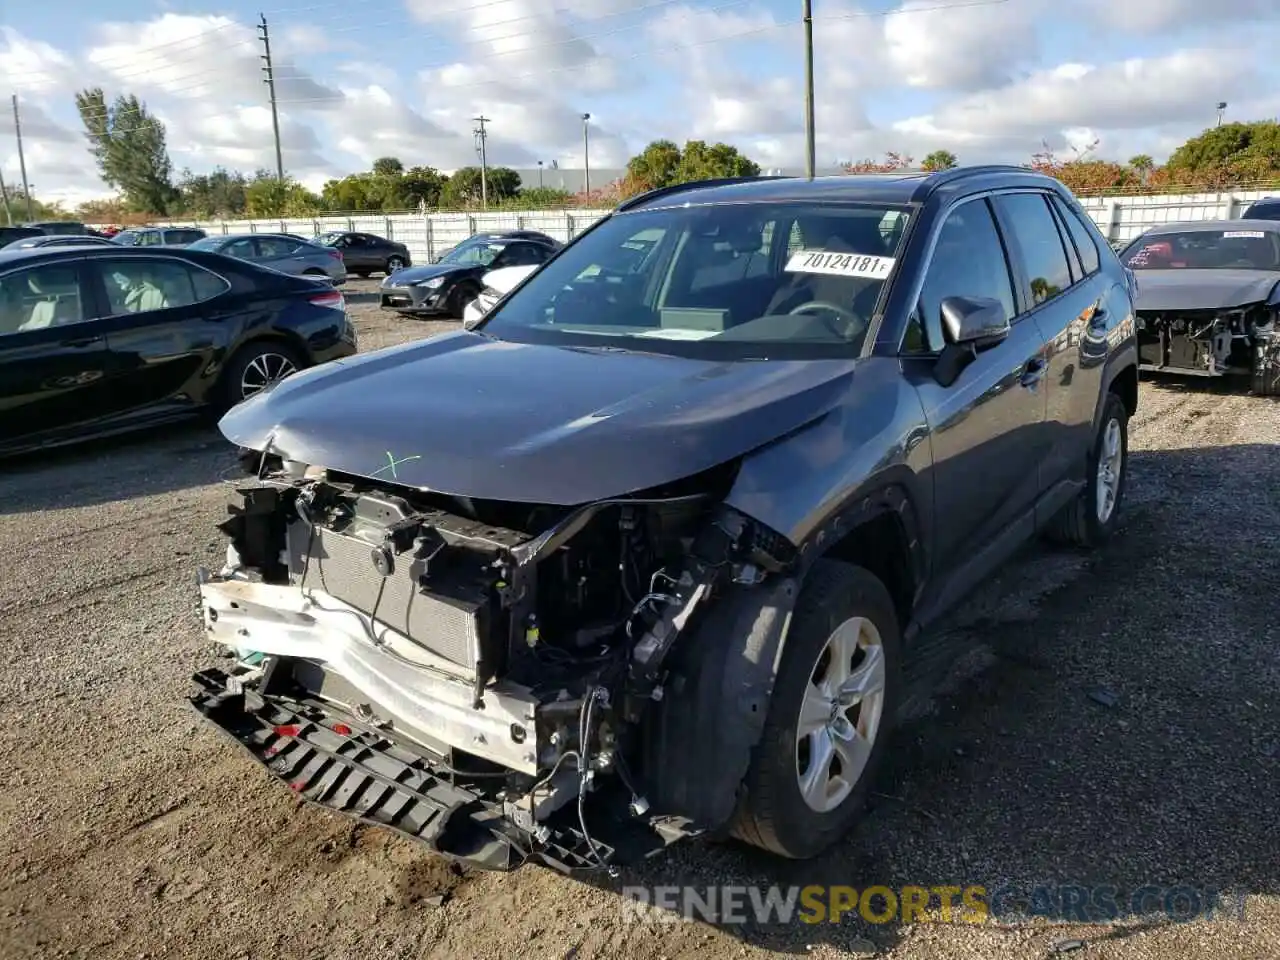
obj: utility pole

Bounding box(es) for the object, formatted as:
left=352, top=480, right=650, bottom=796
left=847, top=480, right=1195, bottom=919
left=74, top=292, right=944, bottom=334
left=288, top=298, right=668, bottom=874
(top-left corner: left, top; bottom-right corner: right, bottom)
left=0, top=167, right=12, bottom=225
left=259, top=15, right=285, bottom=181
left=538, top=160, right=544, bottom=188
left=802, top=0, right=816, bottom=179
left=473, top=116, right=490, bottom=209
left=582, top=113, right=591, bottom=197
left=12, top=95, right=33, bottom=220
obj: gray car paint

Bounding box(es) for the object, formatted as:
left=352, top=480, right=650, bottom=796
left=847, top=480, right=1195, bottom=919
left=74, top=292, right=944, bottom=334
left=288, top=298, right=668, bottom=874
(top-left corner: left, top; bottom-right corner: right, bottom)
left=1131, top=269, right=1280, bottom=311
left=201, top=233, right=346, bottom=284
left=220, top=170, right=1138, bottom=621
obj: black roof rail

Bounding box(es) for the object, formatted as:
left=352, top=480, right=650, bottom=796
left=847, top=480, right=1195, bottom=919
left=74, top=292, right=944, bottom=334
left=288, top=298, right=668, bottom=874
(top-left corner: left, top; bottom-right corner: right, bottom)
left=910, top=163, right=1046, bottom=201
left=615, top=175, right=796, bottom=212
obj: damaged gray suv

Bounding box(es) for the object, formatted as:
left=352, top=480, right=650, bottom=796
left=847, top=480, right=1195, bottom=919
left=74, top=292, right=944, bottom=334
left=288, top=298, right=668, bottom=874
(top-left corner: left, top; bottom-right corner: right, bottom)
left=191, top=166, right=1139, bottom=872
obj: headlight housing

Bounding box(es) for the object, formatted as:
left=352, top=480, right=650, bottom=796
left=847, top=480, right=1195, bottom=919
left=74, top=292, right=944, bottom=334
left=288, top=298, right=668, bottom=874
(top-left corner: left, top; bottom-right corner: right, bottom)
left=415, top=276, right=447, bottom=290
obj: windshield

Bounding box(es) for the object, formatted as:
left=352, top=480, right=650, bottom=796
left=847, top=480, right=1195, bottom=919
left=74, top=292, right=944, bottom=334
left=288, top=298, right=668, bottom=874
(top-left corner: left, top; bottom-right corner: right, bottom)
left=186, top=236, right=226, bottom=252
left=113, top=231, right=140, bottom=245
left=442, top=240, right=507, bottom=266
left=1122, top=229, right=1280, bottom=270
left=476, top=202, right=910, bottom=359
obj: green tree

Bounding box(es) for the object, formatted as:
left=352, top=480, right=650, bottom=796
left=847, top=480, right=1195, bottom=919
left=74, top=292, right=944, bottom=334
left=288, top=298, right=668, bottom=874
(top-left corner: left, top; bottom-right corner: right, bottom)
left=319, top=174, right=382, bottom=211
left=1165, top=121, right=1280, bottom=181
left=74, top=88, right=178, bottom=214
left=243, top=171, right=320, bottom=217
left=1128, top=154, right=1154, bottom=173
left=398, top=166, right=448, bottom=209
left=516, top=186, right=574, bottom=208
left=626, top=139, right=684, bottom=190
left=674, top=140, right=760, bottom=182
left=176, top=167, right=248, bottom=219
left=372, top=156, right=404, bottom=177
left=440, top=166, right=521, bottom=207
left=922, top=149, right=958, bottom=171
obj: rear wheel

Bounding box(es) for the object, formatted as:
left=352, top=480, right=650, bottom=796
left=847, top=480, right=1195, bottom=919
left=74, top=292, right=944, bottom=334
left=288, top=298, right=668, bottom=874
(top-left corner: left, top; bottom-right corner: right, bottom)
left=219, top=341, right=304, bottom=409
left=731, top=560, right=900, bottom=859
left=1045, top=390, right=1129, bottom=547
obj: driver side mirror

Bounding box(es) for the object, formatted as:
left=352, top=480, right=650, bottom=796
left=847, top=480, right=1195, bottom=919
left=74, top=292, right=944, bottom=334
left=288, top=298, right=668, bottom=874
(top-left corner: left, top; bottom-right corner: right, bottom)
left=933, top=295, right=1011, bottom=387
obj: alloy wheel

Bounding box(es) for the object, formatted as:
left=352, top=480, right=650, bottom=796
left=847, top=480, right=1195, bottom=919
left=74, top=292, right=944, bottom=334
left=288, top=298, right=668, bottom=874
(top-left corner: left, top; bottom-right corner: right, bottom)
left=795, top=615, right=887, bottom=814
left=240, top=352, right=298, bottom=400
left=1096, top=417, right=1123, bottom=524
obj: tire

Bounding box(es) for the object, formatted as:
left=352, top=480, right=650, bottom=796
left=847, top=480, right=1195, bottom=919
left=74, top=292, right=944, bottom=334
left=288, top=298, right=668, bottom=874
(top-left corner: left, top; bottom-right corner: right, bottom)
left=1252, top=334, right=1280, bottom=396
left=731, top=560, right=901, bottom=860
left=385, top=255, right=406, bottom=274
left=446, top=284, right=478, bottom=320
left=218, top=340, right=305, bottom=410
left=1045, top=390, right=1130, bottom=547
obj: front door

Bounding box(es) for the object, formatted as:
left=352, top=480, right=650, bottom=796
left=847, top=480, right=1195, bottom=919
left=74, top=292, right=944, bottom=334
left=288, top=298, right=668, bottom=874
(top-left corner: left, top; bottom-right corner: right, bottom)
left=901, top=196, right=1050, bottom=589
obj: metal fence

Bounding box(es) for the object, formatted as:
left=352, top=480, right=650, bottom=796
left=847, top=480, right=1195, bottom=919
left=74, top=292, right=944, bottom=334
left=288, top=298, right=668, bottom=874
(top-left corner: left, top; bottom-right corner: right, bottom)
left=143, top=187, right=1278, bottom=265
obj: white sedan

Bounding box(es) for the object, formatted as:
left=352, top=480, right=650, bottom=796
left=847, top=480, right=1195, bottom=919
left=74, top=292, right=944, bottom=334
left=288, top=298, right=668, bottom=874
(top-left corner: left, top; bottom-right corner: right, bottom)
left=461, top=264, right=539, bottom=328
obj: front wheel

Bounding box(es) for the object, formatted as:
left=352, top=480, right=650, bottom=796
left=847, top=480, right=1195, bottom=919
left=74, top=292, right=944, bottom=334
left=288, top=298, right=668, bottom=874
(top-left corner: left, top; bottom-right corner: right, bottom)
left=1045, top=390, right=1130, bottom=547
left=385, top=255, right=406, bottom=274
left=731, top=560, right=901, bottom=859
left=446, top=284, right=477, bottom=319
left=1252, top=334, right=1280, bottom=396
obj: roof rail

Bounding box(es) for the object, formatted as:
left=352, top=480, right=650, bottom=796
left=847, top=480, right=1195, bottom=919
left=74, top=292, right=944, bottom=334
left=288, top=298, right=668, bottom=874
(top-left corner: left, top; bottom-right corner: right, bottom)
left=909, top=163, right=1047, bottom=201
left=615, top=175, right=796, bottom=212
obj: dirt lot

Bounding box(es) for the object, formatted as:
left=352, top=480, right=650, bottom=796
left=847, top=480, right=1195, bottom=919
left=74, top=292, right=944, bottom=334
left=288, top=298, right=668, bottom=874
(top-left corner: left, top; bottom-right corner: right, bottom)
left=1, top=281, right=1277, bottom=959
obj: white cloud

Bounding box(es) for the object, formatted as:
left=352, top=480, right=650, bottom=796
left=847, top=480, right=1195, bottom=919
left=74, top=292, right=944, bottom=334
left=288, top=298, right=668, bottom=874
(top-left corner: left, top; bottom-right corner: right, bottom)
left=1, top=1, right=1280, bottom=209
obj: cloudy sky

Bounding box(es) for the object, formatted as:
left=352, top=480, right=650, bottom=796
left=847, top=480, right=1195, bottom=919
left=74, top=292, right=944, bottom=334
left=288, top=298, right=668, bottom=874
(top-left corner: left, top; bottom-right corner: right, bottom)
left=2, top=0, right=1279, bottom=206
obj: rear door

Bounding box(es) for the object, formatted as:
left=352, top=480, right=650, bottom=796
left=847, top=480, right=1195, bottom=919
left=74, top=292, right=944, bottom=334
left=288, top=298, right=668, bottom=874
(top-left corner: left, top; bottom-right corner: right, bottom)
left=345, top=234, right=380, bottom=270
left=0, top=258, right=117, bottom=442
left=87, top=255, right=235, bottom=414
left=255, top=236, right=308, bottom=274
left=902, top=196, right=1050, bottom=584
left=991, top=191, right=1111, bottom=498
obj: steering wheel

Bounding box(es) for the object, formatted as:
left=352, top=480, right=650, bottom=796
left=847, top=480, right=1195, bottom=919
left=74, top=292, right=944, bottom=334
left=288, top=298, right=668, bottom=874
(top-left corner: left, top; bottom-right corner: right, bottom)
left=789, top=300, right=861, bottom=323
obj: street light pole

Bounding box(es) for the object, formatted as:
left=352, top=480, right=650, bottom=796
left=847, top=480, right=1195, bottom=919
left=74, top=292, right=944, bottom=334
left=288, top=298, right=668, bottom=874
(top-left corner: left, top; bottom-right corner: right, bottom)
left=538, top=160, right=544, bottom=188
left=1216, top=101, right=1228, bottom=127
left=582, top=113, right=591, bottom=197
left=802, top=0, right=816, bottom=180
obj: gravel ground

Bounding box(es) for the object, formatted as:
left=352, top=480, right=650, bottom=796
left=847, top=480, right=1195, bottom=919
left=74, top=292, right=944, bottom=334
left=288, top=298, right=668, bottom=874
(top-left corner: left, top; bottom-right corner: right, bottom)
left=0, top=281, right=1276, bottom=959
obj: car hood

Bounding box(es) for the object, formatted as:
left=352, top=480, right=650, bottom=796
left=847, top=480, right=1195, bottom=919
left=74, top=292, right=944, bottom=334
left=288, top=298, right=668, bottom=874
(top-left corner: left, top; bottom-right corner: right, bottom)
left=1133, top=269, right=1280, bottom=311
left=218, top=332, right=858, bottom=505
left=386, top=262, right=472, bottom=285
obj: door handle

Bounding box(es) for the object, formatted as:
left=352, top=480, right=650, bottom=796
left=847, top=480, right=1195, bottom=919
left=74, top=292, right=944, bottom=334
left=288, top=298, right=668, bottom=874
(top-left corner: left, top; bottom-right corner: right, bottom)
left=1019, top=357, right=1047, bottom=388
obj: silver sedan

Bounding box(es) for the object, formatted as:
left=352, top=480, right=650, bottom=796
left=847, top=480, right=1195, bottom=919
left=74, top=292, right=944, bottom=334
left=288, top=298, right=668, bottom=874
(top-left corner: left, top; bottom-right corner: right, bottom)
left=186, top=233, right=347, bottom=285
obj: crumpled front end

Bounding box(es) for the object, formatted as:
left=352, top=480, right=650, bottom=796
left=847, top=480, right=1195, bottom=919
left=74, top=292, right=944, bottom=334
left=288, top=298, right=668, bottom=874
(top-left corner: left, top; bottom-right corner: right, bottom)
left=1136, top=302, right=1277, bottom=377
left=190, top=453, right=794, bottom=872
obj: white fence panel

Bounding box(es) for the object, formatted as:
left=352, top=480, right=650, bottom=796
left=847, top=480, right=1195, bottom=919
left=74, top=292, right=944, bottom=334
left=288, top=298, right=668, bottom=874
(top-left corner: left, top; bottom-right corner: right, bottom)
left=135, top=191, right=1279, bottom=251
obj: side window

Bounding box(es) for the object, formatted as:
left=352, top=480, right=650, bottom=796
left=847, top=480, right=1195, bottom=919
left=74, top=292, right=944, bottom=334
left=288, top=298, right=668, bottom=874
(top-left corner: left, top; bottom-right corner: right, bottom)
left=99, top=259, right=230, bottom=316
left=1051, top=196, right=1101, bottom=276
left=1047, top=202, right=1083, bottom=282
left=139, top=231, right=163, bottom=246
left=256, top=237, right=298, bottom=259
left=501, top=243, right=545, bottom=267
left=910, top=199, right=1017, bottom=353
left=224, top=238, right=256, bottom=259
left=0, top=265, right=87, bottom=334
left=993, top=193, right=1074, bottom=306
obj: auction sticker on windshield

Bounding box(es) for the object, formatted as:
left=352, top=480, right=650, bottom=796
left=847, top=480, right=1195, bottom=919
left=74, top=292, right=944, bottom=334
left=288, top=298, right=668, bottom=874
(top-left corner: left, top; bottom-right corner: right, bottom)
left=1223, top=231, right=1266, bottom=239
left=786, top=249, right=895, bottom=278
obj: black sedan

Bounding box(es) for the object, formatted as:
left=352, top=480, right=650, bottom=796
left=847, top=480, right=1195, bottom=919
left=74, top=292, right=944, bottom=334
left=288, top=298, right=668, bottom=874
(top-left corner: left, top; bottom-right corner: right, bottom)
left=0, top=245, right=358, bottom=456
left=6, top=235, right=118, bottom=250
left=380, top=236, right=555, bottom=317
left=314, top=231, right=411, bottom=277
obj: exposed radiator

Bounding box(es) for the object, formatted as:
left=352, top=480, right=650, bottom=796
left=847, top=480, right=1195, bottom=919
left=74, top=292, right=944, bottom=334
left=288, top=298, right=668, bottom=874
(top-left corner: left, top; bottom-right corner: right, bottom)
left=287, top=521, right=484, bottom=673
